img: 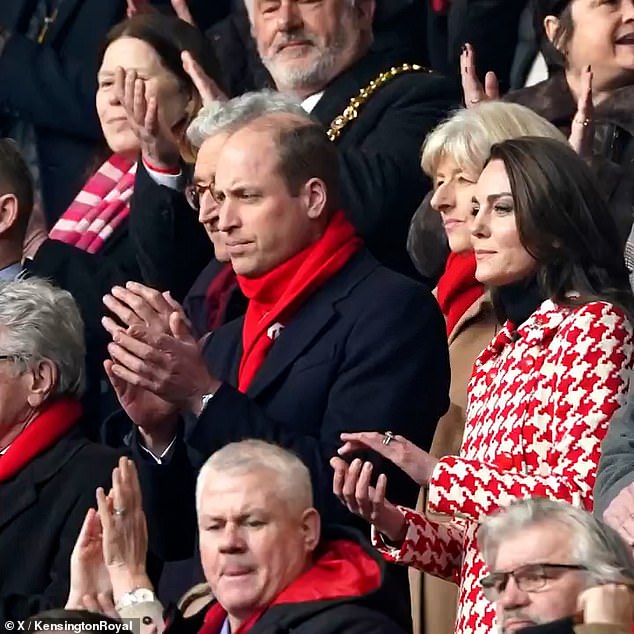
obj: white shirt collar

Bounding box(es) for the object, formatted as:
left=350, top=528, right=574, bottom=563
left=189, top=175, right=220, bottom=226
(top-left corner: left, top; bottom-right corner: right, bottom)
left=301, top=91, right=324, bottom=113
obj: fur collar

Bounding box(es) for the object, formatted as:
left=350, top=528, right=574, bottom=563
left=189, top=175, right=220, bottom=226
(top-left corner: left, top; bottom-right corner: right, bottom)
left=505, top=73, right=634, bottom=136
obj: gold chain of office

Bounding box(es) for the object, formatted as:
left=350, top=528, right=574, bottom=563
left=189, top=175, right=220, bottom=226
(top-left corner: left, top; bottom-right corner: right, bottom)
left=326, top=63, right=431, bottom=142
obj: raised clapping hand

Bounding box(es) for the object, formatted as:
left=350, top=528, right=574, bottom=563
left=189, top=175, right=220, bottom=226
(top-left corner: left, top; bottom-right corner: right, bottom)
left=181, top=51, right=227, bottom=107
left=103, top=289, right=220, bottom=416
left=604, top=480, right=634, bottom=547
left=568, top=65, right=594, bottom=159
left=96, top=457, right=152, bottom=606
left=577, top=583, right=634, bottom=627
left=127, top=0, right=195, bottom=26
left=114, top=66, right=181, bottom=171
left=66, top=508, right=118, bottom=617
left=460, top=43, right=499, bottom=108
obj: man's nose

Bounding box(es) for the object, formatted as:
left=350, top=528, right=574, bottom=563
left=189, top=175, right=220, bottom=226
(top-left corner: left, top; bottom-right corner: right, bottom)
left=198, top=193, right=218, bottom=226
left=218, top=523, right=247, bottom=553
left=498, top=576, right=530, bottom=610
left=277, top=0, right=302, bottom=31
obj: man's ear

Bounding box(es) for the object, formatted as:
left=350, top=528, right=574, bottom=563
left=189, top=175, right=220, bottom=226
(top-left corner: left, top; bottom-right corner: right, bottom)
left=543, top=15, right=561, bottom=48
left=0, top=193, right=19, bottom=237
left=26, top=358, right=58, bottom=408
left=301, top=507, right=321, bottom=553
left=301, top=178, right=328, bottom=221
left=356, top=0, right=376, bottom=30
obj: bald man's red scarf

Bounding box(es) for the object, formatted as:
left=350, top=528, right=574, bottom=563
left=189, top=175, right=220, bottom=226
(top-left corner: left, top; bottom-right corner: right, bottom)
left=0, top=398, right=82, bottom=482
left=236, top=211, right=362, bottom=392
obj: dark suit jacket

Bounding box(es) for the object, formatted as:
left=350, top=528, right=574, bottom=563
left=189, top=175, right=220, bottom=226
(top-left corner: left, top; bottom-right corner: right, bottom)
left=129, top=49, right=458, bottom=282
left=311, top=49, right=457, bottom=277
left=0, top=0, right=128, bottom=222
left=135, top=249, right=450, bottom=563
left=24, top=163, right=212, bottom=431
left=0, top=426, right=121, bottom=621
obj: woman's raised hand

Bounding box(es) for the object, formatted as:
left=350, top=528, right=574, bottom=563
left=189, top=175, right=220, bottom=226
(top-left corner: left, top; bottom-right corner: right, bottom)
left=96, top=457, right=152, bottom=606
left=569, top=65, right=594, bottom=159
left=461, top=43, right=499, bottom=108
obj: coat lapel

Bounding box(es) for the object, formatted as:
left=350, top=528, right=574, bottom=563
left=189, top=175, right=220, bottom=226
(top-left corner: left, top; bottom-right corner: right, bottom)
left=245, top=250, right=378, bottom=399
left=245, top=300, right=337, bottom=399
left=0, top=428, right=87, bottom=531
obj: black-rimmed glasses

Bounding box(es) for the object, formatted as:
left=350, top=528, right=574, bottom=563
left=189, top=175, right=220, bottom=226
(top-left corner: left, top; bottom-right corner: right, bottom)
left=479, top=563, right=588, bottom=601
left=185, top=183, right=215, bottom=211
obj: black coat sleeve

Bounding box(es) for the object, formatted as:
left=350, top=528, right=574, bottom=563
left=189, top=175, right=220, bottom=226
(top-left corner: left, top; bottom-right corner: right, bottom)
left=128, top=162, right=214, bottom=302
left=188, top=285, right=450, bottom=523
left=0, top=450, right=121, bottom=621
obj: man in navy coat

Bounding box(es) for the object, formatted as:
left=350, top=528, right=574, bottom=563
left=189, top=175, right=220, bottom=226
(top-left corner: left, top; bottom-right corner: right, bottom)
left=104, top=110, right=449, bottom=606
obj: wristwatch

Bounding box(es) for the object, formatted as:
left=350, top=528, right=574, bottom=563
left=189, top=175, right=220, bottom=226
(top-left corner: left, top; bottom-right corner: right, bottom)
left=116, top=587, right=157, bottom=611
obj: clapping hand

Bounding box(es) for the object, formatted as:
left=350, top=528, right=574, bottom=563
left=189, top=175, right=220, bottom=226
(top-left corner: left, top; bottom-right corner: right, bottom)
left=114, top=67, right=181, bottom=171
left=568, top=65, right=594, bottom=159
left=66, top=508, right=118, bottom=617
left=96, top=457, right=152, bottom=606
left=127, top=0, right=195, bottom=26
left=604, top=480, right=634, bottom=547
left=181, top=51, right=227, bottom=107
left=460, top=43, right=499, bottom=108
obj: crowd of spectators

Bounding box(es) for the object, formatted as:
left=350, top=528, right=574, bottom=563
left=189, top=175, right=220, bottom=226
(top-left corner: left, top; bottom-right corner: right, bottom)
left=0, top=1, right=634, bottom=633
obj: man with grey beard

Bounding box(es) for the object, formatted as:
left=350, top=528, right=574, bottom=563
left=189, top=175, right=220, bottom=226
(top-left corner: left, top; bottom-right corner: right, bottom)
left=129, top=0, right=457, bottom=281
left=242, top=0, right=456, bottom=278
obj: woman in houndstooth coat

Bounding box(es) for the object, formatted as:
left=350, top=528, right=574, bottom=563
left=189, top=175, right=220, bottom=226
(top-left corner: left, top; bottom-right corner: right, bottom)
left=331, top=137, right=634, bottom=634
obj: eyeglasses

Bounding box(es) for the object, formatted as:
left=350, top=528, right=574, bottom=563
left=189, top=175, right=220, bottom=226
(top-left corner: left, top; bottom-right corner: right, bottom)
left=479, top=563, right=588, bottom=601
left=185, top=182, right=215, bottom=211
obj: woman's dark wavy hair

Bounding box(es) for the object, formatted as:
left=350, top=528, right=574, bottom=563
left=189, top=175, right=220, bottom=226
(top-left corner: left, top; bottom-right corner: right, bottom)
left=486, top=136, right=634, bottom=316
left=98, top=13, right=223, bottom=163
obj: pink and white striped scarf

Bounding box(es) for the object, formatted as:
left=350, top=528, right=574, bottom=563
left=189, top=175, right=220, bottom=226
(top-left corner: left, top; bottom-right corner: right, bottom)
left=49, top=154, right=137, bottom=254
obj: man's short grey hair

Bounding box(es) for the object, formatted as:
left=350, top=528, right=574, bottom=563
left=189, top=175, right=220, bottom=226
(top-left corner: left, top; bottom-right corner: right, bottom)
left=0, top=277, right=86, bottom=398
left=187, top=90, right=309, bottom=149
left=243, top=0, right=357, bottom=20
left=196, top=440, right=313, bottom=514
left=478, top=498, right=634, bottom=586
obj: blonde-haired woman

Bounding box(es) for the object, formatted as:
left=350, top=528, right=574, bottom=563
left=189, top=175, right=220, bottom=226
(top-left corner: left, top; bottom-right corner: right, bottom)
left=405, top=101, right=568, bottom=634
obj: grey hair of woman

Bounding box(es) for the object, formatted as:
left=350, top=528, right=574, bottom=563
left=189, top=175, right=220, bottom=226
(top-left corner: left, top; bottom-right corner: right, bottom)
left=0, top=277, right=86, bottom=398
left=478, top=497, right=634, bottom=586
left=187, top=90, right=311, bottom=150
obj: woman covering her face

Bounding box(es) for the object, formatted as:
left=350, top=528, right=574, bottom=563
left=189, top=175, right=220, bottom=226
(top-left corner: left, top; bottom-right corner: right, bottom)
left=333, top=136, right=634, bottom=634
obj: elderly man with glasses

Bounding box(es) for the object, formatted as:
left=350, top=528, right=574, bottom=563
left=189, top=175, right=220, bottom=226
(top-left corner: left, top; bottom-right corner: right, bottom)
left=0, top=277, right=121, bottom=623
left=477, top=498, right=634, bottom=634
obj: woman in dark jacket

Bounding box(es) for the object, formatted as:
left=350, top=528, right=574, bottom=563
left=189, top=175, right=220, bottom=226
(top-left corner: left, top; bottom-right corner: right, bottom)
left=22, top=15, right=220, bottom=427
left=461, top=0, right=634, bottom=248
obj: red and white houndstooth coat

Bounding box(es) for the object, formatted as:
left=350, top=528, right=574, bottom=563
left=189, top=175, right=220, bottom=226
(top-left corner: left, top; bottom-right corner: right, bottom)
left=374, top=299, right=634, bottom=634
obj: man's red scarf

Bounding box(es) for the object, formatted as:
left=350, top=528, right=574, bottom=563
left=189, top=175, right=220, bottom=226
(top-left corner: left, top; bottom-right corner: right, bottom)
left=236, top=211, right=362, bottom=392
left=0, top=398, right=82, bottom=482
left=435, top=251, right=484, bottom=337
left=198, top=539, right=381, bottom=634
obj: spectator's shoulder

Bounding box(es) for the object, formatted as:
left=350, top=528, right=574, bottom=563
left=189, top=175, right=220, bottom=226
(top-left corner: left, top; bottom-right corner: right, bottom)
left=350, top=257, right=440, bottom=318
